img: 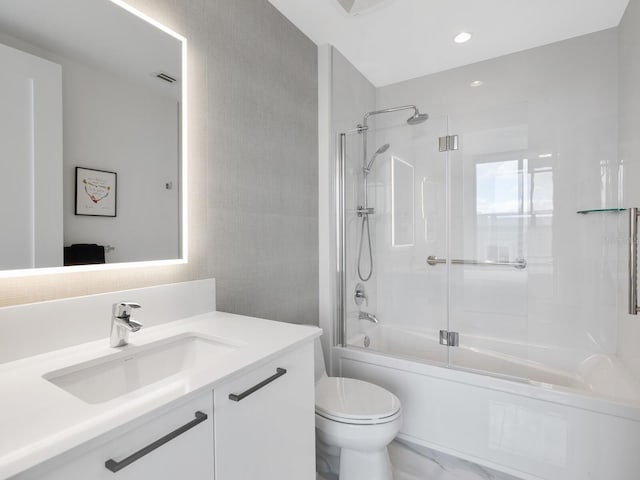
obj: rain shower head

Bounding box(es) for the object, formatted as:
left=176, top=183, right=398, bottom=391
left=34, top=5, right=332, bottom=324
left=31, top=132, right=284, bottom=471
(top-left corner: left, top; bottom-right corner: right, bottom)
left=407, top=111, right=429, bottom=125
left=362, top=105, right=429, bottom=130
left=365, top=143, right=390, bottom=173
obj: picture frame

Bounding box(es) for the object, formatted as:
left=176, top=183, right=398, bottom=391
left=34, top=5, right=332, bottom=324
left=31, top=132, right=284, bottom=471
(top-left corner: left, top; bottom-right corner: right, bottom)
left=75, top=167, right=117, bottom=217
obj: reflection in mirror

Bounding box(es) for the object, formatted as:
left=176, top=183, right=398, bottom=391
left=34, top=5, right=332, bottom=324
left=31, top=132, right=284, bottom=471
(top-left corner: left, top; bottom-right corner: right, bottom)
left=0, top=0, right=184, bottom=271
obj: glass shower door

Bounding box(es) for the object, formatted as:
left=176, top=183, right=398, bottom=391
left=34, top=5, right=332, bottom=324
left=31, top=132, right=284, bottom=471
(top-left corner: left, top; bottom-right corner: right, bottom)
left=342, top=114, right=451, bottom=366
left=446, top=102, right=531, bottom=380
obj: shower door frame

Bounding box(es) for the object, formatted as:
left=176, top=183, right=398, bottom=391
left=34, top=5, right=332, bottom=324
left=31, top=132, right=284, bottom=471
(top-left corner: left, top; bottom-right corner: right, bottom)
left=335, top=132, right=347, bottom=347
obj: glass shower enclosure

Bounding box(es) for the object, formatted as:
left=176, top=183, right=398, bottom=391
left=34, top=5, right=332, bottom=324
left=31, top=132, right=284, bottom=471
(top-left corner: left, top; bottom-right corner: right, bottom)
left=336, top=103, right=547, bottom=382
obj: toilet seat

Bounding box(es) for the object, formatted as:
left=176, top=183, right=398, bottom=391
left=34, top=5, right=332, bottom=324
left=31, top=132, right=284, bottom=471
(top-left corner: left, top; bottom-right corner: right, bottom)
left=315, top=376, right=401, bottom=425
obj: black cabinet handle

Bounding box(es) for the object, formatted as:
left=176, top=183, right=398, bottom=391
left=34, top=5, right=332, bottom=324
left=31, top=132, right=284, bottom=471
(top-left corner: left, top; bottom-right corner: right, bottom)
left=105, top=411, right=208, bottom=473
left=228, top=367, right=287, bottom=402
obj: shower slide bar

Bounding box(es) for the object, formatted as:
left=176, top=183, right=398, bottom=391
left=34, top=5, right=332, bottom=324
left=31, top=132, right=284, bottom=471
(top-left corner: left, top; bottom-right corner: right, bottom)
left=426, top=256, right=527, bottom=270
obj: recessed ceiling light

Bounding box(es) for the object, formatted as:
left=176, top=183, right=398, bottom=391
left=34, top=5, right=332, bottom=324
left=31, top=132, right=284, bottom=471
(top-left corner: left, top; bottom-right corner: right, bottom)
left=538, top=153, right=553, bottom=158
left=454, top=32, right=472, bottom=44
left=470, top=80, right=484, bottom=87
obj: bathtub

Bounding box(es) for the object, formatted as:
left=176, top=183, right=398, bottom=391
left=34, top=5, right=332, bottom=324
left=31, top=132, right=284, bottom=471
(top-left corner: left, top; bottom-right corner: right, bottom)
left=333, top=324, right=640, bottom=480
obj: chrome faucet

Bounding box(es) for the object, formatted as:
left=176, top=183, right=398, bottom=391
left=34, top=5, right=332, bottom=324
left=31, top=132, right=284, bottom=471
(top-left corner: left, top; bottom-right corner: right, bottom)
left=359, top=311, right=378, bottom=324
left=110, top=302, right=142, bottom=347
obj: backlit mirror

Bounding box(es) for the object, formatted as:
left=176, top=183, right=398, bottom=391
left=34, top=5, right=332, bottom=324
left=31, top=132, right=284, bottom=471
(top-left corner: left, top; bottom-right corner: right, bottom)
left=0, top=0, right=185, bottom=272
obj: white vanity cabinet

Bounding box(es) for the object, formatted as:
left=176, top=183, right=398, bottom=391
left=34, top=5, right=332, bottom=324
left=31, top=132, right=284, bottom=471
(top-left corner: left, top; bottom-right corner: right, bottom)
left=16, top=394, right=214, bottom=480
left=213, top=342, right=316, bottom=480
left=12, top=340, right=316, bottom=480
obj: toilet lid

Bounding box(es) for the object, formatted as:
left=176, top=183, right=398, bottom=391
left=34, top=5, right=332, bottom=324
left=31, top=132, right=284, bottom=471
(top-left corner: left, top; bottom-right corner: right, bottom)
left=315, top=376, right=401, bottom=424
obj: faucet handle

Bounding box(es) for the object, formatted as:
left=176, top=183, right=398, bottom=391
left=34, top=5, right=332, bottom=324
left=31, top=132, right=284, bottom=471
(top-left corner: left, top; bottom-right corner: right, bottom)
left=120, top=302, right=141, bottom=309
left=113, top=302, right=142, bottom=319
left=354, top=283, right=368, bottom=306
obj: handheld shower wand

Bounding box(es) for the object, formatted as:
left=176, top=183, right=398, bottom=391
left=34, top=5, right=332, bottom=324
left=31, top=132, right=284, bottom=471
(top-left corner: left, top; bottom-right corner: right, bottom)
left=365, top=144, right=390, bottom=174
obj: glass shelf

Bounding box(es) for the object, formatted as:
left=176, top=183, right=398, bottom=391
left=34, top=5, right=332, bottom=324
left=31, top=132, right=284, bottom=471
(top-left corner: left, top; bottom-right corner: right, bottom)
left=576, top=208, right=627, bottom=214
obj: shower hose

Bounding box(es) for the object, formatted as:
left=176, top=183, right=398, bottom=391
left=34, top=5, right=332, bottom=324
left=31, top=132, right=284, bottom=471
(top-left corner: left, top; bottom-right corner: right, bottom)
left=357, top=214, right=373, bottom=282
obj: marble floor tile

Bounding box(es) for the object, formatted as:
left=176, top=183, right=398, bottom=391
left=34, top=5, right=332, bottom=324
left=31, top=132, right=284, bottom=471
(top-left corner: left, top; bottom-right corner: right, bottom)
left=389, top=440, right=522, bottom=480
left=315, top=440, right=522, bottom=480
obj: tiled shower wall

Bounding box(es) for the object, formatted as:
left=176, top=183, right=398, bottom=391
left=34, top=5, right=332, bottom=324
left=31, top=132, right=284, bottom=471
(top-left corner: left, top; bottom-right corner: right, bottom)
left=370, top=28, right=620, bottom=359
left=619, top=0, right=640, bottom=376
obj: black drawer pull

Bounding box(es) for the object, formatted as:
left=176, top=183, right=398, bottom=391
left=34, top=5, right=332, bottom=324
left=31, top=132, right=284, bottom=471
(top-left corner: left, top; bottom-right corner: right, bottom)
left=228, top=367, right=287, bottom=402
left=105, top=411, right=208, bottom=473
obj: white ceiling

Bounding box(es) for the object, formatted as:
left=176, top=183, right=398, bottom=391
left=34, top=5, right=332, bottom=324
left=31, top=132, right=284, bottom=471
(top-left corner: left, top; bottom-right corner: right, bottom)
left=268, top=0, right=630, bottom=87
left=0, top=0, right=181, bottom=98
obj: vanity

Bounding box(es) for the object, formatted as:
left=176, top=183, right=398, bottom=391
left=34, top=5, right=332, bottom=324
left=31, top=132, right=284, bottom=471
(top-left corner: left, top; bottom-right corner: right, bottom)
left=0, top=280, right=321, bottom=480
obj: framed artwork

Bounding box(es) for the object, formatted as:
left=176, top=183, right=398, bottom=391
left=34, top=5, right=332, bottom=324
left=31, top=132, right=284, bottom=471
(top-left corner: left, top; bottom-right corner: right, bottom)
left=75, top=167, right=117, bottom=217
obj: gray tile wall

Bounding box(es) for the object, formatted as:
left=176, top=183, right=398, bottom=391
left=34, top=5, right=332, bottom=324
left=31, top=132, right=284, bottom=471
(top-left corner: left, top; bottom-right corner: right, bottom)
left=206, top=1, right=318, bottom=325
left=127, top=0, right=319, bottom=325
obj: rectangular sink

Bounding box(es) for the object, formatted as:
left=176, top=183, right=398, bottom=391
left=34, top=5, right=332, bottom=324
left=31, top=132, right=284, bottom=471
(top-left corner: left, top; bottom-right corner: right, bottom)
left=44, top=334, right=238, bottom=404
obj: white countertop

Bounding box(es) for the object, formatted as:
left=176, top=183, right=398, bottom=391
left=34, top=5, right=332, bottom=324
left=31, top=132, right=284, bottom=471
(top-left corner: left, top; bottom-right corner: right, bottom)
left=0, top=311, right=321, bottom=479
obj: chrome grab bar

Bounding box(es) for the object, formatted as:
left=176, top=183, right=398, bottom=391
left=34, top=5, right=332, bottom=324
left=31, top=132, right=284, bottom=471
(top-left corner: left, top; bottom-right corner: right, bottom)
left=630, top=208, right=639, bottom=315
left=426, top=256, right=527, bottom=270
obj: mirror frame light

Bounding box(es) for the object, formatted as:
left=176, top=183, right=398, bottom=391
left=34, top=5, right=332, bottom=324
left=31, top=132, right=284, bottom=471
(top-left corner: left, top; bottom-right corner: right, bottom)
left=0, top=0, right=188, bottom=278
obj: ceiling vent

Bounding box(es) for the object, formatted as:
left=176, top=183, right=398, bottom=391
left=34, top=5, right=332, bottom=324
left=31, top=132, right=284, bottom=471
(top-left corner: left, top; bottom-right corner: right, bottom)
left=336, top=0, right=395, bottom=16
left=155, top=72, right=177, bottom=84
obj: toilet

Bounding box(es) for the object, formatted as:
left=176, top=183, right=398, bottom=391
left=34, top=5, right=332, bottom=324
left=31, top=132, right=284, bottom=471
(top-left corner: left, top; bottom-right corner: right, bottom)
left=315, top=339, right=402, bottom=480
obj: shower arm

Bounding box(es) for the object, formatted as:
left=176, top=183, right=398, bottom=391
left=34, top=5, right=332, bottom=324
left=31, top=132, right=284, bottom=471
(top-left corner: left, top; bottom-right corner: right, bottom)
left=360, top=105, right=419, bottom=131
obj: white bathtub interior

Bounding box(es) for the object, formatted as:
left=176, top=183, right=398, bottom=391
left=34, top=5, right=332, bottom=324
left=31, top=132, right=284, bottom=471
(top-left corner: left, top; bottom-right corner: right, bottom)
left=349, top=324, right=640, bottom=405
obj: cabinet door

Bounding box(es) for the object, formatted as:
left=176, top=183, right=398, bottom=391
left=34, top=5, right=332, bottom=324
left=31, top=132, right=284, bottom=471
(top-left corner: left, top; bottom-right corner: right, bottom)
left=213, top=342, right=315, bottom=480
left=18, top=393, right=214, bottom=480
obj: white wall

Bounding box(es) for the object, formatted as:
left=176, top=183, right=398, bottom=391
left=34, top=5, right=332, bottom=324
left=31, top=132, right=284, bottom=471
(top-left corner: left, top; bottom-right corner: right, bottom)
left=0, top=43, right=63, bottom=269
left=619, top=0, right=640, bottom=377
left=61, top=58, right=179, bottom=264
left=368, top=29, right=620, bottom=361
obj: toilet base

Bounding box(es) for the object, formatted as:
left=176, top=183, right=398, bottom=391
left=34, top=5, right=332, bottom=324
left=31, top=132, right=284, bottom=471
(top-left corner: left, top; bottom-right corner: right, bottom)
left=316, top=436, right=341, bottom=476
left=339, top=446, right=393, bottom=480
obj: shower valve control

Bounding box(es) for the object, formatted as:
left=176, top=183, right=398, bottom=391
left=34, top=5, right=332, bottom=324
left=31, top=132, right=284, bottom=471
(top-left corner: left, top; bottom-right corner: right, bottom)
left=439, top=330, right=459, bottom=347
left=354, top=283, right=367, bottom=306
left=356, top=206, right=375, bottom=217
